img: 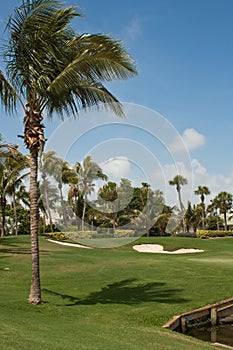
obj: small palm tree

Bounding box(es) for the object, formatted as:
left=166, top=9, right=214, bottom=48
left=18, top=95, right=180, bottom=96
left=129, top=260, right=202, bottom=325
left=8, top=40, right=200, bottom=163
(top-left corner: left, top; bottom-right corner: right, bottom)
left=194, top=185, right=210, bottom=229
left=0, top=0, right=136, bottom=304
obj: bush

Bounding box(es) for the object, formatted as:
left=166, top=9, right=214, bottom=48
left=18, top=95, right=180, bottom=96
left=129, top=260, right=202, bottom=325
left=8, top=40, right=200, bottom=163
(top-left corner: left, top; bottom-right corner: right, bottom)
left=114, top=230, right=134, bottom=238
left=42, top=232, right=68, bottom=241
left=40, top=224, right=61, bottom=234
left=196, top=230, right=233, bottom=239
left=66, top=231, right=97, bottom=240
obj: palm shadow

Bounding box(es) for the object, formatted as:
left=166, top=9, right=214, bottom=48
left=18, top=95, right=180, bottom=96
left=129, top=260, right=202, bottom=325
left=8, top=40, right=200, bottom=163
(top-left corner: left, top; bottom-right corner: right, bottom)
left=43, top=278, right=189, bottom=306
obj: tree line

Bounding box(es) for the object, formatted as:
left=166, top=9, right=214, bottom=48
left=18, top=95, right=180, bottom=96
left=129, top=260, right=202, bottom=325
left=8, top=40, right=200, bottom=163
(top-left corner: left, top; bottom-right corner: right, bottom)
left=1, top=145, right=232, bottom=239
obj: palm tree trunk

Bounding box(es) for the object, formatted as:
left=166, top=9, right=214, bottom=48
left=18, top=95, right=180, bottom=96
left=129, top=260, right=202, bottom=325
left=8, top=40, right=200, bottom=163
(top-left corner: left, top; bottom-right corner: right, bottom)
left=58, top=184, right=68, bottom=228
left=177, top=189, right=186, bottom=232
left=12, top=191, right=18, bottom=235
left=201, top=202, right=205, bottom=230
left=82, top=199, right=87, bottom=232
left=224, top=211, right=228, bottom=231
left=43, top=183, right=53, bottom=232
left=1, top=196, right=6, bottom=237
left=28, top=148, right=41, bottom=305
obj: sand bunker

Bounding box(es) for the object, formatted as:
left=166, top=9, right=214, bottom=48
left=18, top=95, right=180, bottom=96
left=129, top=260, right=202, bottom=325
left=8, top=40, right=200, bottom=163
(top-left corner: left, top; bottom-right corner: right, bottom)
left=133, top=244, right=204, bottom=254
left=47, top=239, right=93, bottom=249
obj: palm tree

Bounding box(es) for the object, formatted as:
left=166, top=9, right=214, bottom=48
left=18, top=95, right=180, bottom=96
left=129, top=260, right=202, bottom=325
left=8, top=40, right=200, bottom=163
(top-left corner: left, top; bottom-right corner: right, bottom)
left=55, top=160, right=78, bottom=228
left=0, top=152, right=29, bottom=236
left=75, top=156, right=108, bottom=231
left=39, top=151, right=59, bottom=231
left=169, top=175, right=187, bottom=232
left=0, top=0, right=136, bottom=304
left=40, top=151, right=77, bottom=228
left=98, top=181, right=118, bottom=232
left=194, top=185, right=210, bottom=229
left=39, top=178, right=60, bottom=230
left=169, top=175, right=187, bottom=211
left=209, top=192, right=233, bottom=231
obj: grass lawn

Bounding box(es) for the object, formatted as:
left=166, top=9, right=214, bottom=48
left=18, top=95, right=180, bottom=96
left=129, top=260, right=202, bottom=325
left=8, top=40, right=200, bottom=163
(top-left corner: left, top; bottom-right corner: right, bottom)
left=1, top=235, right=233, bottom=350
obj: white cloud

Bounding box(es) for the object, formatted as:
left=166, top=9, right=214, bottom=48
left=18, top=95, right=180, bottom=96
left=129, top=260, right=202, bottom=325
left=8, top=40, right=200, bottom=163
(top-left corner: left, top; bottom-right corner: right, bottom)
left=149, top=157, right=233, bottom=208
left=170, top=128, right=206, bottom=153
left=125, top=17, right=142, bottom=40
left=101, top=157, right=131, bottom=179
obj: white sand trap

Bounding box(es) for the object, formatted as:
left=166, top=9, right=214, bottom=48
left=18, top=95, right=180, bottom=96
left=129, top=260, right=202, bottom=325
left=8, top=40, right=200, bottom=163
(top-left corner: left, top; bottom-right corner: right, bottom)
left=47, top=239, right=93, bottom=249
left=133, top=244, right=204, bottom=254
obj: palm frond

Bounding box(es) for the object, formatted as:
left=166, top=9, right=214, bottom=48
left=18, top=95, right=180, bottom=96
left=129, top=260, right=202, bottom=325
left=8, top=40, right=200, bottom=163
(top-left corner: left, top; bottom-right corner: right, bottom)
left=46, top=79, right=124, bottom=118
left=0, top=70, right=19, bottom=112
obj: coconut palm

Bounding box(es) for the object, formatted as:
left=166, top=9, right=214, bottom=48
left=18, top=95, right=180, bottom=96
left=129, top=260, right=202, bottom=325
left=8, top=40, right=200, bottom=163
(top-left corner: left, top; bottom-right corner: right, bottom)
left=0, top=0, right=136, bottom=304
left=194, top=185, right=210, bottom=229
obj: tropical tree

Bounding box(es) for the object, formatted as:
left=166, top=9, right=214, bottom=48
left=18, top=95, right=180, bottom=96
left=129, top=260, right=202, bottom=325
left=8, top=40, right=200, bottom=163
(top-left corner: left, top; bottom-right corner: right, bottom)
left=0, top=0, right=136, bottom=304
left=184, top=201, right=202, bottom=233
left=169, top=175, right=187, bottom=211
left=194, top=185, right=210, bottom=229
left=209, top=192, right=233, bottom=231
left=40, top=151, right=77, bottom=228
left=75, top=156, right=108, bottom=231
left=0, top=152, right=29, bottom=236
left=98, top=181, right=118, bottom=232
left=39, top=178, right=60, bottom=230
left=152, top=205, right=173, bottom=236
left=133, top=184, right=165, bottom=236
left=169, top=175, right=187, bottom=232
left=39, top=151, right=59, bottom=231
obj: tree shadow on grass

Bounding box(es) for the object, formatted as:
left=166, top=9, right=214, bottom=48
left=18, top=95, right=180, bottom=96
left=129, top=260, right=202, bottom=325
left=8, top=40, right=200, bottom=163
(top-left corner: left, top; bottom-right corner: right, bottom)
left=43, top=278, right=189, bottom=306
left=0, top=247, right=32, bottom=255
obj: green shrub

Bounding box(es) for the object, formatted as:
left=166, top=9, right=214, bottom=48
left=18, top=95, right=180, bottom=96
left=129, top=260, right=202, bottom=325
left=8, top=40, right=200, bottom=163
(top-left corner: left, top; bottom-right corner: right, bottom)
left=197, top=230, right=233, bottom=239
left=42, top=232, right=68, bottom=241
left=66, top=231, right=97, bottom=240
left=114, top=229, right=134, bottom=238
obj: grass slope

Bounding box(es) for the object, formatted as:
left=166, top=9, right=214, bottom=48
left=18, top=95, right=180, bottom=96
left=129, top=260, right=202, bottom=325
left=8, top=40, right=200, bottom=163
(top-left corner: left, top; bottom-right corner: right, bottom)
left=1, top=235, right=233, bottom=350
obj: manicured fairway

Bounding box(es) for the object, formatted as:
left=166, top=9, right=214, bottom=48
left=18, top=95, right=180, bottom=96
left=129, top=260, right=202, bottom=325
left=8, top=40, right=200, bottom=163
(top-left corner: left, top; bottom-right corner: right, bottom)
left=1, top=235, right=233, bottom=349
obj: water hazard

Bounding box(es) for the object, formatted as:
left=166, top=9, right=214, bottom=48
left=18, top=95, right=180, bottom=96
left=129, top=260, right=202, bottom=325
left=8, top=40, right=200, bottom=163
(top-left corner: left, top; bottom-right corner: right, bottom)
left=187, top=324, right=233, bottom=347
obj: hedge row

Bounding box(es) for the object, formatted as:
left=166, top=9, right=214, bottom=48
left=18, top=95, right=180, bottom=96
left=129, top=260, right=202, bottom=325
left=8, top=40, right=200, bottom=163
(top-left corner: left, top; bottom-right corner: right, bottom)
left=58, top=230, right=135, bottom=240
left=196, top=230, right=233, bottom=239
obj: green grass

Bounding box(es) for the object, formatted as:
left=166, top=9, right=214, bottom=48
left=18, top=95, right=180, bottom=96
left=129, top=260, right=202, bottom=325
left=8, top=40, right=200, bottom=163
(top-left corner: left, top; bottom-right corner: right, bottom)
left=1, top=235, right=233, bottom=350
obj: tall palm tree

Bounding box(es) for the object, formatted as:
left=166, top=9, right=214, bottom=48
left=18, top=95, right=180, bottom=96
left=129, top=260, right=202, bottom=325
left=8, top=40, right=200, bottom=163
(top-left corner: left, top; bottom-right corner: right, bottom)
left=169, top=175, right=187, bottom=232
left=169, top=175, right=187, bottom=212
left=0, top=0, right=137, bottom=304
left=194, top=185, right=210, bottom=229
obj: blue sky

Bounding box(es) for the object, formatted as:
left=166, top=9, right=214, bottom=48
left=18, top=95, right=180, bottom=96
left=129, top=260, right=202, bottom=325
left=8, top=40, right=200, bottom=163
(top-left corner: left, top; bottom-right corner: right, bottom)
left=1, top=0, right=233, bottom=206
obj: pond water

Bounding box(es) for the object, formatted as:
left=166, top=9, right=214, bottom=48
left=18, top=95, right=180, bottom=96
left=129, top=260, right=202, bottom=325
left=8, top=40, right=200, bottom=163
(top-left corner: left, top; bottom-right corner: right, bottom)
left=187, top=324, right=233, bottom=347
